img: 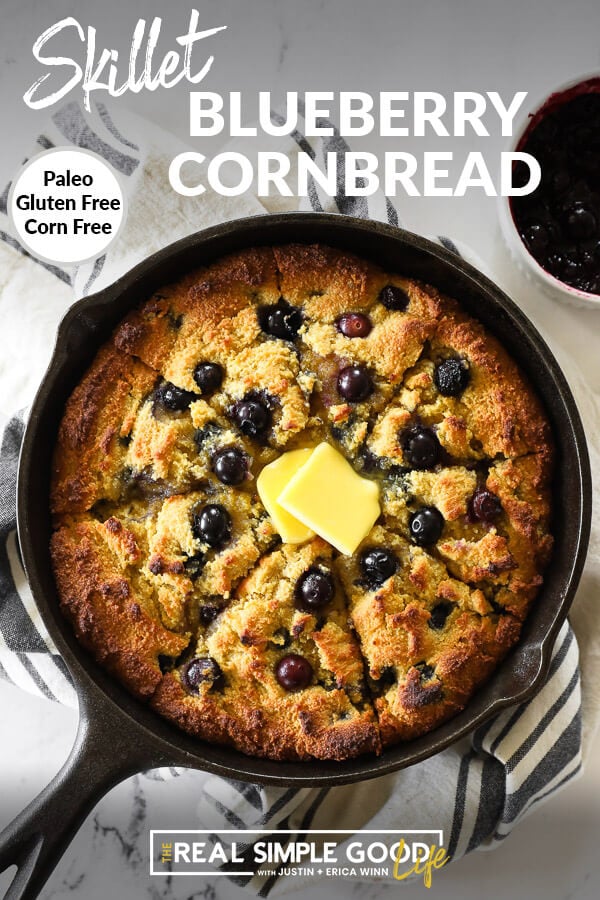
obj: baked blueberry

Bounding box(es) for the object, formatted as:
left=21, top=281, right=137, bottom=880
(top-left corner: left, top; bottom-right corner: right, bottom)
left=184, top=553, right=206, bottom=580
left=434, top=358, right=470, bottom=396
left=153, top=381, right=196, bottom=412
left=193, top=362, right=223, bottom=395
left=295, top=568, right=335, bottom=610
left=428, top=602, right=452, bottom=630
left=379, top=284, right=409, bottom=310
left=268, top=627, right=292, bottom=649
left=415, top=662, right=435, bottom=681
left=194, top=422, right=222, bottom=449
left=258, top=300, right=303, bottom=341
left=181, top=656, right=224, bottom=692
left=400, top=425, right=441, bottom=469
left=275, top=654, right=313, bottom=691
left=409, top=507, right=444, bottom=546
left=336, top=312, right=372, bottom=338
left=469, top=488, right=502, bottom=523
left=192, top=503, right=232, bottom=549
left=213, top=448, right=247, bottom=485
left=231, top=398, right=271, bottom=438
left=198, top=603, right=224, bottom=625
left=337, top=365, right=373, bottom=402
left=357, top=448, right=382, bottom=474
left=360, top=547, right=399, bottom=588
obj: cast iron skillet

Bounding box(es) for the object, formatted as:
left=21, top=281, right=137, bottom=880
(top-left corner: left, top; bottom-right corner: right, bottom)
left=0, top=214, right=591, bottom=900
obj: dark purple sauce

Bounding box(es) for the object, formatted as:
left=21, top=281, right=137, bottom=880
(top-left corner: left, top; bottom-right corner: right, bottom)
left=511, top=77, right=600, bottom=295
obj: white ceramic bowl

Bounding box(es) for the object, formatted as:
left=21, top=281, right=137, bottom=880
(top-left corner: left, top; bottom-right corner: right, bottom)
left=499, top=72, right=600, bottom=311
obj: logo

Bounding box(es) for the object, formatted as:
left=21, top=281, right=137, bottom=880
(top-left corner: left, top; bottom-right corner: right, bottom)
left=150, top=830, right=448, bottom=888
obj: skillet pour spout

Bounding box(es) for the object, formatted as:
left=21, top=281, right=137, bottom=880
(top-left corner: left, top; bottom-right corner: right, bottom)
left=0, top=214, right=591, bottom=900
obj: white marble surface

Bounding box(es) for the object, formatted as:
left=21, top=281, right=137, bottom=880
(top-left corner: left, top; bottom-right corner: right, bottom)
left=1, top=677, right=600, bottom=900
left=1, top=1, right=600, bottom=899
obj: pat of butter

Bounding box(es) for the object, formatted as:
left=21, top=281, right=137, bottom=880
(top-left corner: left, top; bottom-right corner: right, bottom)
left=257, top=449, right=316, bottom=544
left=278, top=442, right=380, bottom=555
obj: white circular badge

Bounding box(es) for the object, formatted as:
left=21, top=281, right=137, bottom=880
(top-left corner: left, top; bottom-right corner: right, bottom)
left=9, top=148, right=126, bottom=266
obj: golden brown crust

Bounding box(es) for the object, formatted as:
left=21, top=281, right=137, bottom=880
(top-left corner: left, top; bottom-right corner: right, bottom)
left=113, top=248, right=279, bottom=385
left=432, top=311, right=553, bottom=458
left=149, top=542, right=381, bottom=761
left=51, top=347, right=157, bottom=517
left=49, top=243, right=554, bottom=759
left=50, top=517, right=189, bottom=698
left=334, top=525, right=523, bottom=744
left=151, top=673, right=380, bottom=761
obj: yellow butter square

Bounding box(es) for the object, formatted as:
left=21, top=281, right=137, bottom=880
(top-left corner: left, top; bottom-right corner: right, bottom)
left=256, top=448, right=316, bottom=544
left=278, top=442, right=380, bottom=555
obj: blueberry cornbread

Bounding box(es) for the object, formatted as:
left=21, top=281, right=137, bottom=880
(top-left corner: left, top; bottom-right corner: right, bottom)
left=50, top=244, right=554, bottom=759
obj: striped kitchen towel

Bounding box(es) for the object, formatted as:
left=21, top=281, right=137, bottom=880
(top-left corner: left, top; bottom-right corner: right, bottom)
left=0, top=100, right=594, bottom=897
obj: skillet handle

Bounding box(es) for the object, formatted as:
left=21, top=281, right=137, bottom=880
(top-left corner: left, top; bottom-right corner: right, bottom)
left=0, top=710, right=162, bottom=900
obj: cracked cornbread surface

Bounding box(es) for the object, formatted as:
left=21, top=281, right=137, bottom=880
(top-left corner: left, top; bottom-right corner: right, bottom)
left=50, top=244, right=554, bottom=760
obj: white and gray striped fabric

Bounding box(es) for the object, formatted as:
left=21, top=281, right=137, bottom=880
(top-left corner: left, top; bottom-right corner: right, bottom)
left=0, top=101, right=583, bottom=894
